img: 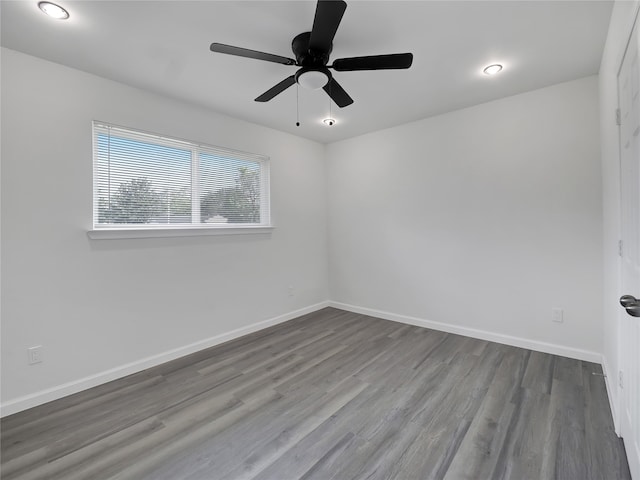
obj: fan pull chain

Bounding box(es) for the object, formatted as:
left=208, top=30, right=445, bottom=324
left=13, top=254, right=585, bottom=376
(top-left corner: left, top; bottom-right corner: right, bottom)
left=296, top=84, right=300, bottom=127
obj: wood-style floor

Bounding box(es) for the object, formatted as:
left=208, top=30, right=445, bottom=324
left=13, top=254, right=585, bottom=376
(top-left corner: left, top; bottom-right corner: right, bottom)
left=0, top=308, right=631, bottom=480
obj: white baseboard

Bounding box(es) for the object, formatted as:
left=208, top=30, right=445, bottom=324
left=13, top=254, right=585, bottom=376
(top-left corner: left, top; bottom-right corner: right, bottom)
left=329, top=301, right=602, bottom=363
left=0, top=301, right=330, bottom=418
left=601, top=354, right=620, bottom=435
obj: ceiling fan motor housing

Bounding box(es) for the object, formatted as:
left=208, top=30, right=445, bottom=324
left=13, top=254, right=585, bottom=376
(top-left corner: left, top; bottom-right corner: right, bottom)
left=292, top=32, right=331, bottom=67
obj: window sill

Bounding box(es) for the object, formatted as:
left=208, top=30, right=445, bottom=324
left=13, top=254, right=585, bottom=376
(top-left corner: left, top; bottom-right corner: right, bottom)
left=87, top=225, right=274, bottom=240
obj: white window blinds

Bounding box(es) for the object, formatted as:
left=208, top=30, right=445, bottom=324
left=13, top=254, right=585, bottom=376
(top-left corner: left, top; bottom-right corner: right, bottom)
left=93, top=122, right=270, bottom=229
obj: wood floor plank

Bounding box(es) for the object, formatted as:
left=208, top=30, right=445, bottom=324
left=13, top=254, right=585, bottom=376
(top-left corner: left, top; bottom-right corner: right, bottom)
left=248, top=386, right=381, bottom=480
left=491, top=387, right=552, bottom=479
left=553, top=356, right=584, bottom=387
left=217, top=377, right=369, bottom=480
left=581, top=362, right=632, bottom=480
left=0, top=307, right=631, bottom=480
left=383, top=349, right=499, bottom=479
left=442, top=347, right=528, bottom=480
left=541, top=379, right=587, bottom=480
left=107, top=391, right=282, bottom=480
left=521, top=350, right=555, bottom=394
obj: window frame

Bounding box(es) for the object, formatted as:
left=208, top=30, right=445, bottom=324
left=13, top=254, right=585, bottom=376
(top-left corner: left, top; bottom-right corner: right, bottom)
left=89, top=121, right=273, bottom=239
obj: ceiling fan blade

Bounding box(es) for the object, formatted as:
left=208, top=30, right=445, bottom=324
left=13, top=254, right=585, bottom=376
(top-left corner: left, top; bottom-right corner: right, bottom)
left=309, top=0, right=347, bottom=54
left=332, top=53, right=414, bottom=71
left=255, top=75, right=296, bottom=102
left=323, top=77, right=353, bottom=108
left=210, top=43, right=296, bottom=66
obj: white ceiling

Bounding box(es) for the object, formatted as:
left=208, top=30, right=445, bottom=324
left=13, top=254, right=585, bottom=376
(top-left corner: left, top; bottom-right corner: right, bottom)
left=1, top=0, right=613, bottom=144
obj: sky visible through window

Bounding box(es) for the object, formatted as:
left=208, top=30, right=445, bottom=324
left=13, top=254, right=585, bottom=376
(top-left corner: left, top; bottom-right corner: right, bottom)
left=96, top=133, right=192, bottom=193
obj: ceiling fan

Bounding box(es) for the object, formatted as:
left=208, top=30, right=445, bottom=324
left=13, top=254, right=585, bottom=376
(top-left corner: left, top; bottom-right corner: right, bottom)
left=209, top=0, right=413, bottom=108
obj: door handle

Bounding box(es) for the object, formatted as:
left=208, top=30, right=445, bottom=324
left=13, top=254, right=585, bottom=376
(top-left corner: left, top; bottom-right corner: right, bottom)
left=620, top=295, right=640, bottom=317
left=620, top=295, right=638, bottom=307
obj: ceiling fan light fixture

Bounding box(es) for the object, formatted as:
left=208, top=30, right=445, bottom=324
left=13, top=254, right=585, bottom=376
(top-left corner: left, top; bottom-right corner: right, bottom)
left=296, top=69, right=330, bottom=90
left=483, top=64, right=503, bottom=75
left=38, top=1, right=69, bottom=19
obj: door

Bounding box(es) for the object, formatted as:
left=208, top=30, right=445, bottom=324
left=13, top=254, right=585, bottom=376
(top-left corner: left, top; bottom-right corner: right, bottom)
left=619, top=12, right=640, bottom=479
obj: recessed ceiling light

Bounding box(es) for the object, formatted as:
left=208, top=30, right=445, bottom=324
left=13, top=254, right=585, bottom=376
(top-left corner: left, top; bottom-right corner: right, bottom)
left=38, top=2, right=69, bottom=19
left=483, top=64, right=503, bottom=75
left=323, top=118, right=336, bottom=126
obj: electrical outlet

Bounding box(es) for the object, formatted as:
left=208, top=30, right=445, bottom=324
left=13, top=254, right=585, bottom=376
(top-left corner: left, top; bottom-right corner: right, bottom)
left=619, top=370, right=624, bottom=389
left=288, top=285, right=295, bottom=297
left=28, top=346, right=43, bottom=365
left=552, top=307, right=564, bottom=323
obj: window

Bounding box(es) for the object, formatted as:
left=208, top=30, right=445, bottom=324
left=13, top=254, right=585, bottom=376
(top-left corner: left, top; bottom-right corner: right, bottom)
left=92, top=122, right=270, bottom=235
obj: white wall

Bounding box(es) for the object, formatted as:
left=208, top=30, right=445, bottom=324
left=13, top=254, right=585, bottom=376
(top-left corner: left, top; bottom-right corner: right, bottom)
left=599, top=0, right=639, bottom=429
left=0, top=48, right=329, bottom=414
left=327, top=76, right=603, bottom=360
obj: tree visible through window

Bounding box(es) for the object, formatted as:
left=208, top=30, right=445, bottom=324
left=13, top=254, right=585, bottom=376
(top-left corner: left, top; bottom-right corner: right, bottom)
left=93, top=122, right=270, bottom=228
